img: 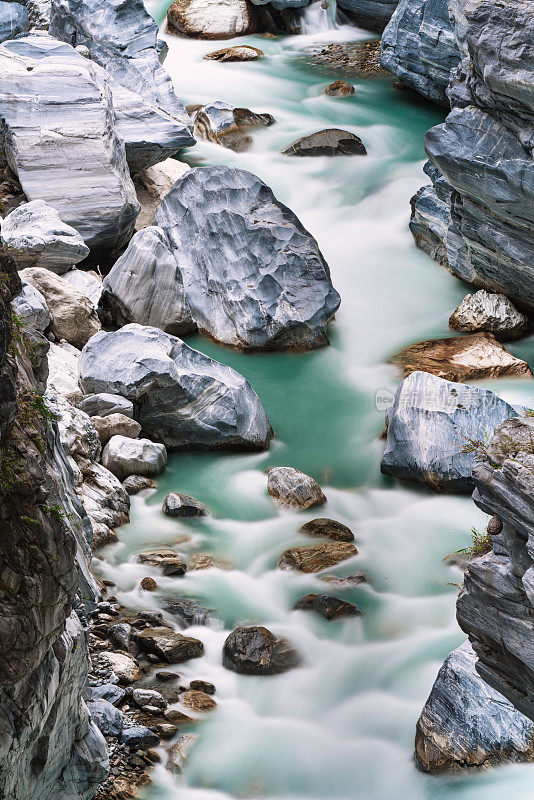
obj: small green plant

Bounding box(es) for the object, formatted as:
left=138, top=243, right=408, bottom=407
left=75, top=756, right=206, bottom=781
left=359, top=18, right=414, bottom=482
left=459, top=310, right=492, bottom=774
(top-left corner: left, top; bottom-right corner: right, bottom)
left=445, top=526, right=493, bottom=563
left=460, top=432, right=498, bottom=467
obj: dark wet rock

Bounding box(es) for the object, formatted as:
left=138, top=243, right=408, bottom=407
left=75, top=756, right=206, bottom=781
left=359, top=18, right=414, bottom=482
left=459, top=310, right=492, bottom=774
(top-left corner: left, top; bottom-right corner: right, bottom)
left=279, top=542, right=357, bottom=572
left=190, top=680, right=216, bottom=694
left=282, top=129, right=366, bottom=157
left=166, top=733, right=197, bottom=774
left=79, top=325, right=273, bottom=450
left=392, top=333, right=532, bottom=383
left=380, top=0, right=461, bottom=105
left=108, top=623, right=134, bottom=652
left=380, top=371, right=518, bottom=493
left=156, top=723, right=179, bottom=739
left=78, top=393, right=134, bottom=419
left=323, top=80, right=355, bottom=96
left=123, top=475, right=158, bottom=495
left=456, top=417, right=534, bottom=721
left=138, top=550, right=187, bottom=577
left=157, top=671, right=179, bottom=683
left=162, top=492, right=208, bottom=518
left=154, top=166, right=339, bottom=351
left=204, top=44, right=263, bottom=61
left=181, top=689, right=217, bottom=711
left=164, top=709, right=193, bottom=724
left=141, top=576, right=158, bottom=591
left=410, top=1, right=534, bottom=309
left=99, top=227, right=195, bottom=336
left=193, top=101, right=275, bottom=152
left=415, top=642, right=534, bottom=773
left=1, top=199, right=89, bottom=272
left=167, top=0, right=261, bottom=39
left=136, top=627, right=204, bottom=664
left=88, top=699, right=124, bottom=737
left=267, top=467, right=326, bottom=510
left=101, top=435, right=167, bottom=480
left=88, top=684, right=126, bottom=707
left=0, top=34, right=139, bottom=255
left=294, top=593, right=362, bottom=620
left=120, top=725, right=159, bottom=749
left=299, top=518, right=354, bottom=542
left=50, top=0, right=195, bottom=172
left=161, top=597, right=211, bottom=626
left=0, top=0, right=28, bottom=43
left=449, top=291, right=528, bottom=341
left=223, top=626, right=300, bottom=675
left=335, top=0, right=399, bottom=32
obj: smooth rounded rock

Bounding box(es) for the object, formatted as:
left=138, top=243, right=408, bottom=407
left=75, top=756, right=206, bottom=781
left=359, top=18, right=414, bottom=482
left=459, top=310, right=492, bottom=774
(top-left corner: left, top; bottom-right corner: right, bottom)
left=132, top=688, right=167, bottom=709
left=120, top=725, right=159, bottom=749
left=87, top=700, right=124, bottom=737
left=138, top=550, right=187, bottom=576
left=78, top=393, right=134, bottom=419
left=123, top=475, right=157, bottom=495
left=136, top=627, right=204, bottom=664
left=181, top=690, right=217, bottom=711
left=267, top=467, right=326, bottom=510
left=100, top=651, right=141, bottom=684
left=101, top=436, right=167, bottom=480
left=293, top=593, right=362, bottom=620
left=223, top=626, right=300, bottom=675
left=11, top=281, right=51, bottom=332
left=323, top=80, right=355, bottom=97
left=162, top=493, right=208, bottom=518
left=167, top=0, right=261, bottom=39
left=278, top=542, right=357, bottom=572
left=92, top=413, right=142, bottom=446
left=282, top=129, right=367, bottom=157
left=298, top=518, right=354, bottom=542
left=204, top=44, right=263, bottom=61
left=141, top=576, right=158, bottom=591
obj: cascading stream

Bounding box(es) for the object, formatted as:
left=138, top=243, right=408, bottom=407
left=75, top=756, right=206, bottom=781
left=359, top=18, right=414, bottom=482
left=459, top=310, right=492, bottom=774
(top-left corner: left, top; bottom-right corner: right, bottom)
left=94, top=8, right=534, bottom=800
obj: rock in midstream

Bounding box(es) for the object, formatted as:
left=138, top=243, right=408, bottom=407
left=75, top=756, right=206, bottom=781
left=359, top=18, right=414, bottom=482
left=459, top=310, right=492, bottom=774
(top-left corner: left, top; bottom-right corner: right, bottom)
left=323, top=80, right=355, bottom=97
left=415, top=642, right=534, bottom=772
left=267, top=467, right=326, bottom=510
left=299, top=518, right=354, bottom=542
left=293, top=594, right=362, bottom=620
left=138, top=549, right=187, bottom=576
left=0, top=199, right=89, bottom=272
left=0, top=33, right=139, bottom=254
left=282, top=129, right=367, bottom=157
left=162, top=493, right=209, bottom=517
left=380, top=371, right=519, bottom=493
left=449, top=290, right=528, bottom=341
left=193, top=100, right=275, bottom=152
left=79, top=324, right=273, bottom=451
left=204, top=44, right=263, bottom=61
left=279, top=542, right=357, bottom=572
left=135, top=627, right=204, bottom=664
left=223, top=626, right=300, bottom=675
left=154, top=165, right=340, bottom=351
left=167, top=0, right=262, bottom=39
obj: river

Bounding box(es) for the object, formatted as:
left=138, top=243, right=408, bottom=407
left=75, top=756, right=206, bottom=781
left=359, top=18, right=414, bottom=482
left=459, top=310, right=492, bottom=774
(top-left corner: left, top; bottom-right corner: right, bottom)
left=93, top=4, right=534, bottom=799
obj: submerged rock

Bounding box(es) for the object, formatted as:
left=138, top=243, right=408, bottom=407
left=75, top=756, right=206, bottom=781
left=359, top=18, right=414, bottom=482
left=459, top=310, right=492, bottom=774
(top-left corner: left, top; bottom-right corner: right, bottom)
left=167, top=0, right=261, bottom=39
left=267, top=467, right=326, bottom=510
left=79, top=324, right=273, bottom=450
left=449, top=291, right=528, bottom=341
left=323, top=80, right=355, bottom=97
left=294, top=593, right=362, bottom=620
left=415, top=642, right=534, bottom=773
left=21, top=267, right=100, bottom=349
left=1, top=200, right=89, bottom=272
left=162, top=493, right=208, bottom=517
left=161, top=597, right=211, bottom=626
left=193, top=100, right=275, bottom=152
left=136, top=627, right=204, bottom=664
left=138, top=550, right=187, bottom=576
left=223, top=626, right=300, bottom=675
left=99, top=227, right=195, bottom=336
left=392, top=333, right=532, bottom=382
left=204, top=44, right=263, bottom=61
left=299, top=518, right=354, bottom=542
left=282, top=129, right=367, bottom=157
left=380, top=371, right=518, bottom=492
left=101, top=435, right=167, bottom=480
left=279, top=542, right=357, bottom=572
left=155, top=166, right=339, bottom=351
left=0, top=34, right=139, bottom=254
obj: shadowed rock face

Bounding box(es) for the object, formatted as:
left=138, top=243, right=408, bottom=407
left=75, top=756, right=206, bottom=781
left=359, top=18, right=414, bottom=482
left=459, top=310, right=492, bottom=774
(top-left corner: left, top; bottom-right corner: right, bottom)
left=282, top=129, right=367, bottom=157
left=155, top=166, right=340, bottom=351
left=415, top=642, right=534, bottom=773
left=380, top=371, right=518, bottom=492
left=0, top=33, right=139, bottom=254
left=79, top=324, right=273, bottom=451
left=0, top=1, right=28, bottom=44
left=410, top=0, right=534, bottom=308
left=223, top=626, right=300, bottom=674
left=457, top=417, right=534, bottom=722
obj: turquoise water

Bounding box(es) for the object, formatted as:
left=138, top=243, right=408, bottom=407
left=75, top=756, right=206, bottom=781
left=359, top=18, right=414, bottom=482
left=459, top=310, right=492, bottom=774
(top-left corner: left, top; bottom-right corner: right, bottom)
left=94, top=6, right=534, bottom=799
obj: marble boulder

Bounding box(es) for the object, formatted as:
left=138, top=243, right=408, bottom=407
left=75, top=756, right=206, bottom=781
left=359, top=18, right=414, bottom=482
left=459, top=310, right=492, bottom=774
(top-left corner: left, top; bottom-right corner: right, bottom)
left=167, top=0, right=261, bottom=39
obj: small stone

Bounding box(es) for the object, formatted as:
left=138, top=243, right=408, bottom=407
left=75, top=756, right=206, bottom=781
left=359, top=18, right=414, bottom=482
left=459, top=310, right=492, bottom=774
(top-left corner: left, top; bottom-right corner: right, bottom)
left=293, top=593, right=362, bottom=620
left=101, top=436, right=167, bottom=480
left=133, top=688, right=167, bottom=709
left=92, top=413, right=142, bottom=446
left=299, top=518, right=354, bottom=542
left=323, top=80, right=355, bottom=97
left=164, top=709, right=193, bottom=724
left=189, top=680, right=215, bottom=694
left=108, top=623, right=133, bottom=651
left=156, top=671, right=178, bottom=682
left=278, top=542, right=357, bottom=573
left=267, top=467, right=326, bottom=510
left=141, top=576, right=158, bottom=591
left=162, top=493, right=208, bottom=518
left=138, top=550, right=187, bottom=576
left=204, top=45, right=263, bottom=62
left=181, top=690, right=217, bottom=712
left=124, top=475, right=158, bottom=495
left=88, top=683, right=126, bottom=706
left=156, top=723, right=179, bottom=739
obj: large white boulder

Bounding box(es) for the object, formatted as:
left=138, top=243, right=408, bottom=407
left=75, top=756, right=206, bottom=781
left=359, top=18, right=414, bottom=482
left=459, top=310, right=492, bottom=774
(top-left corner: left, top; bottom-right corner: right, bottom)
left=101, top=435, right=167, bottom=479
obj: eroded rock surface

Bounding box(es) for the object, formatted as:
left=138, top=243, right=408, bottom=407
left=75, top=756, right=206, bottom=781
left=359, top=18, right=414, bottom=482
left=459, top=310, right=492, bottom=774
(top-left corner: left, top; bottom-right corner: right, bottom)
left=223, top=626, right=300, bottom=674
left=282, top=129, right=367, bottom=157
left=279, top=542, right=357, bottom=572
left=449, top=290, right=528, bottom=341
left=267, top=466, right=326, bottom=510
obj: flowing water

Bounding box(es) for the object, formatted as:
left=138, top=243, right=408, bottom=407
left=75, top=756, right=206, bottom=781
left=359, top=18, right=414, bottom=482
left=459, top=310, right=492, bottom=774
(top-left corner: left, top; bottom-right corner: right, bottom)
left=94, top=6, right=534, bottom=799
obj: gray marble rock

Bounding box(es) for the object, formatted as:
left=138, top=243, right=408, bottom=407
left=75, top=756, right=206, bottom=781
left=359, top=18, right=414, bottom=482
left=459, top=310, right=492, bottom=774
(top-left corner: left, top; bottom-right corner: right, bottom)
left=99, top=227, right=195, bottom=336
left=1, top=199, right=89, bottom=273
left=0, top=0, right=27, bottom=43
left=167, top=0, right=261, bottom=39
left=26, top=0, right=50, bottom=27
left=449, top=290, right=528, bottom=341
left=266, top=466, right=326, bottom=510
left=50, top=0, right=195, bottom=171
left=0, top=34, right=139, bottom=255
left=457, top=417, right=534, bottom=721
left=88, top=683, right=126, bottom=706
left=62, top=268, right=102, bottom=308
left=101, top=435, right=167, bottom=480
left=335, top=0, right=399, bottom=32
left=11, top=280, right=51, bottom=331
left=78, top=392, right=134, bottom=419
left=154, top=166, right=340, bottom=351
left=79, top=324, right=273, bottom=451
left=119, top=725, right=159, bottom=749
left=381, top=0, right=462, bottom=105
left=380, top=370, right=518, bottom=492
left=415, top=642, right=534, bottom=772
left=87, top=699, right=124, bottom=738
